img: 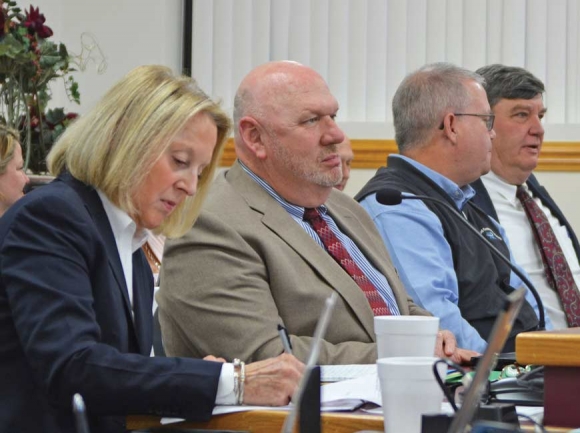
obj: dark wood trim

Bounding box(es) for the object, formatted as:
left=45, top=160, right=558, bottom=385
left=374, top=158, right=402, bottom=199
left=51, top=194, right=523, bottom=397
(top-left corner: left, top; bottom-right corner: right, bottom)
left=219, top=139, right=580, bottom=172
left=182, top=0, right=193, bottom=76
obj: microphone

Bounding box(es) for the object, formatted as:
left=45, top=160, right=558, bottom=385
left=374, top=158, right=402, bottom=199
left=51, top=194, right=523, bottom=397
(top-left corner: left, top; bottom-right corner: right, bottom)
left=376, top=188, right=546, bottom=331
left=72, top=393, right=90, bottom=433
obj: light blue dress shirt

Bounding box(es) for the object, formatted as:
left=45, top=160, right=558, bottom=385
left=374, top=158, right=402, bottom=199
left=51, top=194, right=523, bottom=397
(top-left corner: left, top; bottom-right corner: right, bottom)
left=359, top=155, right=552, bottom=352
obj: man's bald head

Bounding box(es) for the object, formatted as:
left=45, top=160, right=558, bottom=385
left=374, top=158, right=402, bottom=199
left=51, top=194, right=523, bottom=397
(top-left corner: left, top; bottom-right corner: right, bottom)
left=231, top=61, right=345, bottom=207
left=234, top=61, right=328, bottom=140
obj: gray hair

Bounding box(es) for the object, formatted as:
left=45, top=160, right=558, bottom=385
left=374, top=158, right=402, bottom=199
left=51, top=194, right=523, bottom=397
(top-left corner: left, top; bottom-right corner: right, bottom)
left=392, top=62, right=484, bottom=153
left=476, top=64, right=544, bottom=108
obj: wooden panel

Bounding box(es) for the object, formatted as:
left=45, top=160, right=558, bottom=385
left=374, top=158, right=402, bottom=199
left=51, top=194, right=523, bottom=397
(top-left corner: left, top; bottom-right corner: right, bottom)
left=127, top=410, right=384, bottom=433
left=126, top=410, right=570, bottom=432
left=220, top=139, right=580, bottom=172
left=516, top=327, right=580, bottom=366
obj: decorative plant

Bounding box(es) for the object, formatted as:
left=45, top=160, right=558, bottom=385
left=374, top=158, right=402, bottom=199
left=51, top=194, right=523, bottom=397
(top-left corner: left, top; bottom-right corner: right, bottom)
left=0, top=1, right=80, bottom=173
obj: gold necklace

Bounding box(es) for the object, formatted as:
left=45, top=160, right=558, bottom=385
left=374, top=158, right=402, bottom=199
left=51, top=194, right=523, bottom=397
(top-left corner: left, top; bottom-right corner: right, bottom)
left=142, top=241, right=161, bottom=272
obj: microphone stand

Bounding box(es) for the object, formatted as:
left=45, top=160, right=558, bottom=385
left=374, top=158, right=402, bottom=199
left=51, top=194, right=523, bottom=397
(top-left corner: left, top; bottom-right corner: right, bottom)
left=379, top=192, right=546, bottom=330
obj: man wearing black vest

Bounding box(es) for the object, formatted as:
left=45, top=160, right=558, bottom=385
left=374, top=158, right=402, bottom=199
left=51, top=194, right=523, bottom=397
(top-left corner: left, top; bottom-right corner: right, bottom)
left=471, top=64, right=580, bottom=330
left=356, top=63, right=549, bottom=353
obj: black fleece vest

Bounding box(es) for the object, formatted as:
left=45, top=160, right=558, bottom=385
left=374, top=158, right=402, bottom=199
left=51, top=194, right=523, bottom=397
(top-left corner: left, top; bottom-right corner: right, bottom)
left=356, top=157, right=539, bottom=351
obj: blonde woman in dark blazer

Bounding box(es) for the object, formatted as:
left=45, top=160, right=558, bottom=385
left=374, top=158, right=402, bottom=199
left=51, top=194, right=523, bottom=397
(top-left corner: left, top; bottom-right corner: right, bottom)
left=0, top=65, right=302, bottom=433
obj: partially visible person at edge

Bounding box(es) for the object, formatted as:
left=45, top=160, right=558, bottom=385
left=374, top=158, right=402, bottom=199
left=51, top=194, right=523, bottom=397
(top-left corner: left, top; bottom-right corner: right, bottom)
left=0, top=65, right=303, bottom=433
left=334, top=135, right=354, bottom=191
left=356, top=63, right=549, bottom=353
left=471, top=64, right=580, bottom=330
left=0, top=124, right=30, bottom=217
left=157, top=60, right=476, bottom=366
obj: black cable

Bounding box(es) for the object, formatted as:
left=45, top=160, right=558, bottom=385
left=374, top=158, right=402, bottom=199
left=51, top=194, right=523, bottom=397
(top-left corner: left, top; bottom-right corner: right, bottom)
left=432, top=358, right=467, bottom=413
left=517, top=413, right=547, bottom=433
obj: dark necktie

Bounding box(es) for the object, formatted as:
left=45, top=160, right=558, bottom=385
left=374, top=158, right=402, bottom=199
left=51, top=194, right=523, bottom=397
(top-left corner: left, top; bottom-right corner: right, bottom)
left=303, top=207, right=391, bottom=316
left=516, top=186, right=580, bottom=327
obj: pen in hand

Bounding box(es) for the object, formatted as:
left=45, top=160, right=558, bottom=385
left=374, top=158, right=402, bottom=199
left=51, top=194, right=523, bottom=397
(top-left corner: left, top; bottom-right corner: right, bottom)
left=277, top=324, right=293, bottom=355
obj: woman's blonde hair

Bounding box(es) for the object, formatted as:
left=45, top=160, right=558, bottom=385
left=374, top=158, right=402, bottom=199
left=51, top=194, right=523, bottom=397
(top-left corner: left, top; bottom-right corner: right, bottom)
left=0, top=125, right=20, bottom=175
left=47, top=65, right=231, bottom=238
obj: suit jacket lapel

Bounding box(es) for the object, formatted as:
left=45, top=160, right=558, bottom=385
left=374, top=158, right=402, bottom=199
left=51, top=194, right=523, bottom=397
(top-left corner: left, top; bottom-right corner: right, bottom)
left=227, top=162, right=376, bottom=339
left=59, top=173, right=134, bottom=323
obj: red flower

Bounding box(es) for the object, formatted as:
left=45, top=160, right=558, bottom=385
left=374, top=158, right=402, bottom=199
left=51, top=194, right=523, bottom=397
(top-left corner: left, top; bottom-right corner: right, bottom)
left=23, top=5, right=53, bottom=39
left=0, top=8, right=6, bottom=38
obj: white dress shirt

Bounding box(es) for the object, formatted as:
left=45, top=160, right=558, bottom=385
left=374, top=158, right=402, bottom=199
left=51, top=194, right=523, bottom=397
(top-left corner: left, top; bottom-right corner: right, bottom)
left=96, top=191, right=235, bottom=404
left=481, top=171, right=580, bottom=329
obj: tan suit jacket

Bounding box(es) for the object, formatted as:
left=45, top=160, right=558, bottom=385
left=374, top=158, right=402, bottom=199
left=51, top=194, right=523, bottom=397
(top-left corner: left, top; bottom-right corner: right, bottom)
left=158, top=162, right=429, bottom=364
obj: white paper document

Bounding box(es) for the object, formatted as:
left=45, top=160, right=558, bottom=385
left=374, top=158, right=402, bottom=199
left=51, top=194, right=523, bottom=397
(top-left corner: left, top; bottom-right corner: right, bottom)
left=320, top=364, right=376, bottom=382
left=321, top=372, right=382, bottom=406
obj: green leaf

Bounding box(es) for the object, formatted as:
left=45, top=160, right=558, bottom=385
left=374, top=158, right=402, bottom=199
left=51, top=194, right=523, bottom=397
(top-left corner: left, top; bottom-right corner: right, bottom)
left=46, top=107, right=66, bottom=124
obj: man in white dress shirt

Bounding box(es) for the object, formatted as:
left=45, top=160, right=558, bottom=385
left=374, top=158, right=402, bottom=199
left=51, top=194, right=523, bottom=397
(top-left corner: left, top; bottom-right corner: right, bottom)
left=471, top=64, right=580, bottom=329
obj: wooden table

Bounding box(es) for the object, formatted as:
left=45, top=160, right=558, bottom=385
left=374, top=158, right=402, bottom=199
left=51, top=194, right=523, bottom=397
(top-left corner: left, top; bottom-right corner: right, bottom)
left=517, top=327, right=580, bottom=429
left=127, top=410, right=383, bottom=432
left=127, top=329, right=580, bottom=433
left=127, top=409, right=572, bottom=432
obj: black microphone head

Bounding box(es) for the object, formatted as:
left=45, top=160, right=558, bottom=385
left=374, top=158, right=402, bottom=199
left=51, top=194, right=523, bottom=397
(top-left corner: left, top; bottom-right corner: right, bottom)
left=376, top=189, right=403, bottom=206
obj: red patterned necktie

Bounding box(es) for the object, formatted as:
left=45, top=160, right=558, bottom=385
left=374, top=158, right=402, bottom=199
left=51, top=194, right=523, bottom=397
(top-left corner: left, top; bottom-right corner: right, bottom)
left=516, top=186, right=580, bottom=327
left=303, top=208, right=391, bottom=316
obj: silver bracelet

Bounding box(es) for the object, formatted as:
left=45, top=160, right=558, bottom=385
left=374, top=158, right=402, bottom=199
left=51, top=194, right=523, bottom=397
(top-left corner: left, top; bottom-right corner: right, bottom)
left=238, top=360, right=245, bottom=405
left=233, top=358, right=245, bottom=405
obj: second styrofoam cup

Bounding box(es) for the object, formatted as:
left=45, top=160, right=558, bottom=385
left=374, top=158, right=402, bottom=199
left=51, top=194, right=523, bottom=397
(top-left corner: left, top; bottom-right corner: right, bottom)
left=374, top=315, right=440, bottom=359
left=377, top=356, right=446, bottom=433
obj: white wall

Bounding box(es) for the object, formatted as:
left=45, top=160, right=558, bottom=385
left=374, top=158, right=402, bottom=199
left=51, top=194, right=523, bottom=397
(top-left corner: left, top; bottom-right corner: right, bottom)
left=34, top=0, right=182, bottom=114
left=36, top=0, right=580, bottom=234
left=39, top=0, right=580, bottom=138
left=188, top=0, right=580, bottom=139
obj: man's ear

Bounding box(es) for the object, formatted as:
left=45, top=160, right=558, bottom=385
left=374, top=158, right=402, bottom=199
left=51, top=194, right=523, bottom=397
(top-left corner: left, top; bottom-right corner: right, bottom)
left=441, top=112, right=459, bottom=145
left=239, top=117, right=267, bottom=159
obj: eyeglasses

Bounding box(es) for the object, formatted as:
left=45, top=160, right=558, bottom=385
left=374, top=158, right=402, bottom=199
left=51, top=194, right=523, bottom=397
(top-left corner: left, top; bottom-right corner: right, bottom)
left=439, top=113, right=495, bottom=131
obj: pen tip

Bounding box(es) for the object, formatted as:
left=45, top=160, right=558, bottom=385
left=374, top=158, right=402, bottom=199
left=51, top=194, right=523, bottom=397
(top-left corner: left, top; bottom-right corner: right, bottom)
left=277, top=324, right=283, bottom=330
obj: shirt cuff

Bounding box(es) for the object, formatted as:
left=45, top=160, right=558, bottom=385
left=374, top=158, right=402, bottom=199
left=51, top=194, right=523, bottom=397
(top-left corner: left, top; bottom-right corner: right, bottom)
left=215, top=362, right=236, bottom=405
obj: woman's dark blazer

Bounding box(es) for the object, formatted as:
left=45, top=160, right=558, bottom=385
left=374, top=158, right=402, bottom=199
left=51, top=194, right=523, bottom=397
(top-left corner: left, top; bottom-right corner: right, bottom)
left=0, top=172, right=221, bottom=433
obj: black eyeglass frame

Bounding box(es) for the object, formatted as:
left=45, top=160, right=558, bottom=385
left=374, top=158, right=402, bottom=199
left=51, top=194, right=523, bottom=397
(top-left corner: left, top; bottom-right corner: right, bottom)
left=438, top=113, right=495, bottom=131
